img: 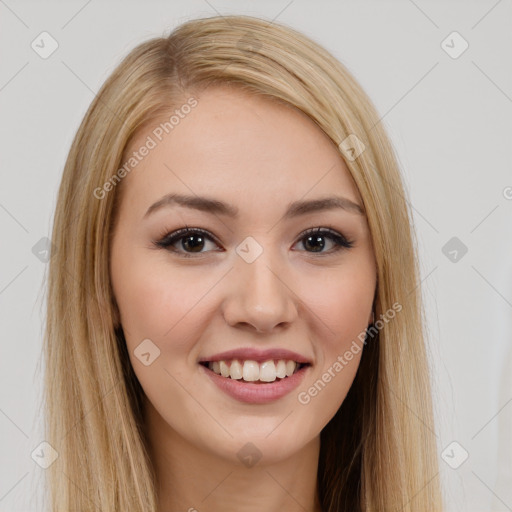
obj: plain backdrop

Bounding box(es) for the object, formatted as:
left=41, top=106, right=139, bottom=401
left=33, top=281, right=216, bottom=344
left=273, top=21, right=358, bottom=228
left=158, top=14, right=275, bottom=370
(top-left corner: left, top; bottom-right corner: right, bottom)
left=1, top=1, right=511, bottom=511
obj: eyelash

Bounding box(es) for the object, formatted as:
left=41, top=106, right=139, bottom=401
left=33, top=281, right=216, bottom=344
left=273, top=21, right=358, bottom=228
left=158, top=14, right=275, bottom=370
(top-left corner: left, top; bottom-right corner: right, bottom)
left=153, top=225, right=354, bottom=259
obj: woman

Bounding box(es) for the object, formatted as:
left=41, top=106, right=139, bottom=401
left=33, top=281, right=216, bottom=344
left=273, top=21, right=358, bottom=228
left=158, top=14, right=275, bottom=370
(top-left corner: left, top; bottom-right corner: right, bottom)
left=43, top=14, right=444, bottom=511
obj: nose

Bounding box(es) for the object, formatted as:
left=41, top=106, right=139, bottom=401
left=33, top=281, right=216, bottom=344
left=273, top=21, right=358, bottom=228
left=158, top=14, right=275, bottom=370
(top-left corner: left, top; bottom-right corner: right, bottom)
left=222, top=247, right=299, bottom=334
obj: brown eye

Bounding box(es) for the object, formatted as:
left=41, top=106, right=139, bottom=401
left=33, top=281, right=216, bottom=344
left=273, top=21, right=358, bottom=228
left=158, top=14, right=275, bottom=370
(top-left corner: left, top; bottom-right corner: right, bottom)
left=153, top=226, right=354, bottom=259
left=154, top=227, right=220, bottom=257
left=294, top=228, right=354, bottom=254
left=179, top=233, right=206, bottom=252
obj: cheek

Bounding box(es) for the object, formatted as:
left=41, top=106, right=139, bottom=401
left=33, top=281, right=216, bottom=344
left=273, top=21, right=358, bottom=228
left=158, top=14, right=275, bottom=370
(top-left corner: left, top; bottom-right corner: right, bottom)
left=305, top=259, right=374, bottom=412
left=322, top=285, right=371, bottom=344
left=110, top=246, right=215, bottom=354
left=307, top=262, right=375, bottom=347
left=299, top=272, right=370, bottom=418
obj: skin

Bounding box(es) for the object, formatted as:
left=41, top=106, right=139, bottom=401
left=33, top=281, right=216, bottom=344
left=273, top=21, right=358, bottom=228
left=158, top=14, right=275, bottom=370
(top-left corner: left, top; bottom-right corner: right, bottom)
left=110, top=85, right=377, bottom=512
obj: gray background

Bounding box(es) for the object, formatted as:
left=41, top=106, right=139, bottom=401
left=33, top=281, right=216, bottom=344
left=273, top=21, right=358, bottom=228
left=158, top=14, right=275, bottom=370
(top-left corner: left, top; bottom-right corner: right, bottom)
left=1, top=1, right=511, bottom=510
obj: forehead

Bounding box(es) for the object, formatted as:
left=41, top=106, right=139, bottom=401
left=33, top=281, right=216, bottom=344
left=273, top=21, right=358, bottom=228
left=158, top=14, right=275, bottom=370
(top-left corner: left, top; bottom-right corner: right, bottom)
left=119, top=86, right=361, bottom=210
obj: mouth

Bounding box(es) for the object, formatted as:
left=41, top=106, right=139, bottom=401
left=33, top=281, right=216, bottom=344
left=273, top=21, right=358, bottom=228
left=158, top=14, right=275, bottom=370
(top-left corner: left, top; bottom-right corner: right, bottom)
left=199, top=359, right=311, bottom=384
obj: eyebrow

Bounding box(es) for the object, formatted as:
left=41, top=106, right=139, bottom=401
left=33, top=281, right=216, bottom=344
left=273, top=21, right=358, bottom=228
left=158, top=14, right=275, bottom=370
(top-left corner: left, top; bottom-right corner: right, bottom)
left=144, top=193, right=365, bottom=219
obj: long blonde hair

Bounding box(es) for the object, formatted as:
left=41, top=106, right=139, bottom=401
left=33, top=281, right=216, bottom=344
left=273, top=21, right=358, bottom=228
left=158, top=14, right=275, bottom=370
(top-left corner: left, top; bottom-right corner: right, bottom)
left=42, top=14, right=443, bottom=511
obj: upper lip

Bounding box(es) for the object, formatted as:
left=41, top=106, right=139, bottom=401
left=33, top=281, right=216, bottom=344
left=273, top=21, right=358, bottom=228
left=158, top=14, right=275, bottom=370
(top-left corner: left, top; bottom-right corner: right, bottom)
left=198, top=348, right=312, bottom=365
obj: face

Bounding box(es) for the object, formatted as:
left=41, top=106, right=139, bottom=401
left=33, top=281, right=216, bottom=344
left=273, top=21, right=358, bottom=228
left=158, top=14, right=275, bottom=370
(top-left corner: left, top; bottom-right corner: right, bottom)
left=110, top=85, right=377, bottom=465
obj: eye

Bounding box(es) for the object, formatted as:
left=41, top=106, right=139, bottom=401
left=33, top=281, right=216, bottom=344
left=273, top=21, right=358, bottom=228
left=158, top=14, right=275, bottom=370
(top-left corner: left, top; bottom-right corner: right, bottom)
left=153, top=226, right=220, bottom=258
left=292, top=227, right=354, bottom=254
left=153, top=226, right=354, bottom=258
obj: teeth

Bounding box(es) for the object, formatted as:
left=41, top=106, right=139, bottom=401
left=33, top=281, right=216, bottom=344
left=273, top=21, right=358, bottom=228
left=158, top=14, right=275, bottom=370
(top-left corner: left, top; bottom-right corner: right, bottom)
left=207, top=359, right=303, bottom=382
left=243, top=361, right=259, bottom=382
left=229, top=360, right=243, bottom=380
left=259, top=361, right=276, bottom=382
left=276, top=360, right=287, bottom=379
left=219, top=360, right=230, bottom=378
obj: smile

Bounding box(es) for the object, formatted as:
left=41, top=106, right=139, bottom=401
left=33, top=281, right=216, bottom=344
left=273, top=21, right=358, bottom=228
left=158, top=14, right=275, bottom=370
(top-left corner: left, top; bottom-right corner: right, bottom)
left=200, top=359, right=309, bottom=383
left=199, top=359, right=311, bottom=404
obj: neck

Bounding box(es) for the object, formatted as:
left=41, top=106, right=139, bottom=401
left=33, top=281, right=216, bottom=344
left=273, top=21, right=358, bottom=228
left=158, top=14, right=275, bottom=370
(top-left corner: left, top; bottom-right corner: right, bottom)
left=144, top=400, right=323, bottom=512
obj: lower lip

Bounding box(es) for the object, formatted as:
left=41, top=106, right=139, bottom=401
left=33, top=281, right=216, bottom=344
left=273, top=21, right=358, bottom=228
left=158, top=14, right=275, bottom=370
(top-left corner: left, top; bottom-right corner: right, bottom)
left=199, top=363, right=310, bottom=404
